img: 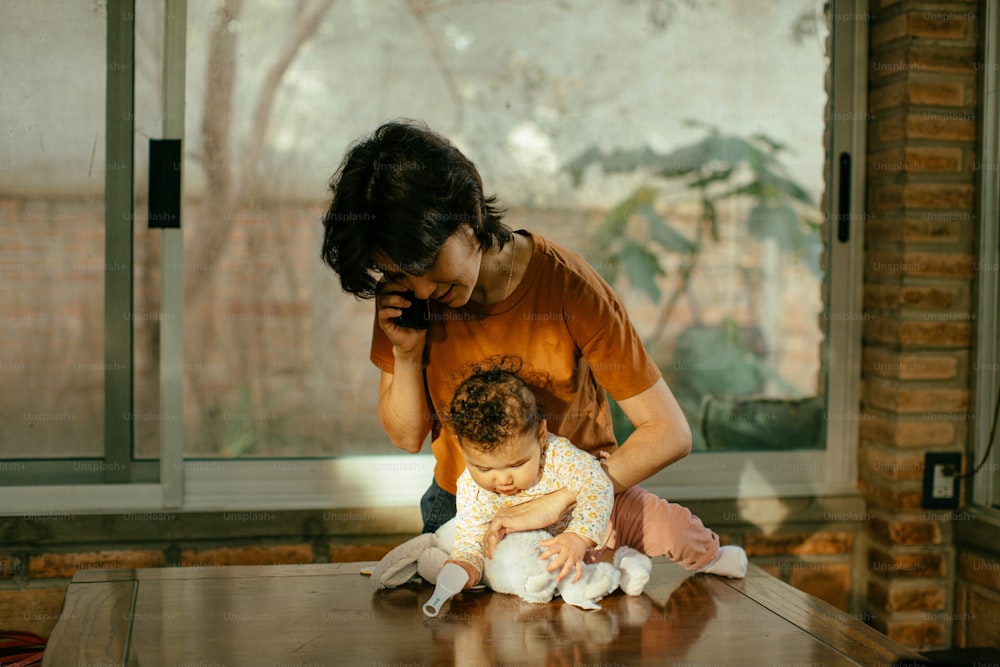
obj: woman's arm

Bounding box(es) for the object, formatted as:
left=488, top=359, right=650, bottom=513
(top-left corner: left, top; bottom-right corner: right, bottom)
left=378, top=365, right=431, bottom=454
left=603, top=377, right=692, bottom=492
left=556, top=248, right=691, bottom=491
left=375, top=288, right=433, bottom=453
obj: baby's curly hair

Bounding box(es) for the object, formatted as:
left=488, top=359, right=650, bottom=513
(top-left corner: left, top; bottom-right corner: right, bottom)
left=448, top=358, right=539, bottom=452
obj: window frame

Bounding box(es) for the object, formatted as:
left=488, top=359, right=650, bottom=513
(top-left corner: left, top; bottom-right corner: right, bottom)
left=1, top=0, right=870, bottom=514
left=972, top=0, right=1000, bottom=520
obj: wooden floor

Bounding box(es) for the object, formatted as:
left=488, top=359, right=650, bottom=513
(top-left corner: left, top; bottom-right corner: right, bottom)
left=43, top=560, right=925, bottom=666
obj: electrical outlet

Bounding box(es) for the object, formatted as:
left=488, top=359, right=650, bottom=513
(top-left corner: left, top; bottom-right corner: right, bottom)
left=922, top=452, right=962, bottom=510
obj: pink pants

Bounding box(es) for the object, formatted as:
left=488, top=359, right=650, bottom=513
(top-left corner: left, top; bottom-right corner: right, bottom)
left=587, top=485, right=720, bottom=570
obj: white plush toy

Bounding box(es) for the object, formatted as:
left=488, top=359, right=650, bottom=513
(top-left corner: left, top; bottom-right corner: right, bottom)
left=367, top=518, right=652, bottom=612
left=484, top=530, right=619, bottom=610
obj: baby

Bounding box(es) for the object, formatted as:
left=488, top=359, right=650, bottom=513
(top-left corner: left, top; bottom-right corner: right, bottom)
left=443, top=362, right=746, bottom=596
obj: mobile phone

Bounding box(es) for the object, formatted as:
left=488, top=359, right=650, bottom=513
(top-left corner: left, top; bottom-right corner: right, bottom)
left=392, top=290, right=430, bottom=330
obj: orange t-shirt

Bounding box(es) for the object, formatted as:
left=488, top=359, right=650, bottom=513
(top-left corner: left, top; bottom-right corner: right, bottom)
left=369, top=230, right=662, bottom=495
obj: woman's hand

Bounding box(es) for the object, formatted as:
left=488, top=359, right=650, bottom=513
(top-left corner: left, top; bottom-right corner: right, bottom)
left=376, top=282, right=427, bottom=357
left=538, top=532, right=593, bottom=583
left=482, top=489, right=577, bottom=558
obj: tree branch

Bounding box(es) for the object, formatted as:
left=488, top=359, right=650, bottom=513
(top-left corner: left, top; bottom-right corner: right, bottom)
left=234, top=0, right=336, bottom=205
left=188, top=0, right=334, bottom=303
left=404, top=0, right=464, bottom=128
left=199, top=0, right=240, bottom=209
left=188, top=0, right=241, bottom=293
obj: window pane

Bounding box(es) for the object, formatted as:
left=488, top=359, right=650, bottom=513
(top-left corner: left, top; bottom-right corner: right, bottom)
left=175, top=0, right=828, bottom=457
left=0, top=1, right=106, bottom=459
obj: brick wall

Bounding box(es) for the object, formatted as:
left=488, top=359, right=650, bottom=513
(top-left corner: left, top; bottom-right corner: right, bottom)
left=860, top=0, right=983, bottom=651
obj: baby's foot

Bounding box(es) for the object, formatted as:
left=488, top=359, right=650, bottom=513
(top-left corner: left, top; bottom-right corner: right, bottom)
left=698, top=545, right=748, bottom=578
left=613, top=547, right=652, bottom=596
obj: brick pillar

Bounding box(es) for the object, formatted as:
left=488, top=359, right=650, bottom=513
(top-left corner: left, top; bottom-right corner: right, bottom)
left=860, top=0, right=980, bottom=651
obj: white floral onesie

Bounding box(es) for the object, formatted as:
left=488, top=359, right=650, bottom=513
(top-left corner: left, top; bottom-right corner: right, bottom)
left=450, top=433, right=614, bottom=575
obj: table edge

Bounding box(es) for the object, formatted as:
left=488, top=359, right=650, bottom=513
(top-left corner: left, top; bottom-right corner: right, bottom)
left=721, top=564, right=926, bottom=665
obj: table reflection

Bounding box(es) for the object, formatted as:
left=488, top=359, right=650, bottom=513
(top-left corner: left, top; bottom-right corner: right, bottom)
left=371, top=573, right=718, bottom=666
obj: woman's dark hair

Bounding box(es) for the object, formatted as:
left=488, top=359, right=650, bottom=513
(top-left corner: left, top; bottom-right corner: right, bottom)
left=321, top=119, right=509, bottom=298
left=448, top=357, right=539, bottom=452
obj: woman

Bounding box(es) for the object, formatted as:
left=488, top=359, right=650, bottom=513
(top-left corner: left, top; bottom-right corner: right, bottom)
left=321, top=120, right=700, bottom=558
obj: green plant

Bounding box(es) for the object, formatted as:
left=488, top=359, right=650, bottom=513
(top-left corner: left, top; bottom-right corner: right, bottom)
left=566, top=121, right=821, bottom=307
left=566, top=123, right=824, bottom=450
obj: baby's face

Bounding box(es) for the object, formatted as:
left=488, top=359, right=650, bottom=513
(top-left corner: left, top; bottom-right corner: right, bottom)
left=462, top=426, right=543, bottom=495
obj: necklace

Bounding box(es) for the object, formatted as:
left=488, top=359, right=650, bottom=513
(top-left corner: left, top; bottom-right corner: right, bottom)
left=502, top=235, right=517, bottom=301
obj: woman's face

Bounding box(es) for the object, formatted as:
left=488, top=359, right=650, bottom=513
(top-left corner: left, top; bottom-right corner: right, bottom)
left=377, top=225, right=482, bottom=308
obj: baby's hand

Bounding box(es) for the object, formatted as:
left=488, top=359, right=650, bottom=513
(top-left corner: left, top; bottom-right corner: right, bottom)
left=538, top=532, right=593, bottom=583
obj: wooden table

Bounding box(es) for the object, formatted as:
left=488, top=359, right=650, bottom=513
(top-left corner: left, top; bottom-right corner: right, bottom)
left=43, top=561, right=925, bottom=666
